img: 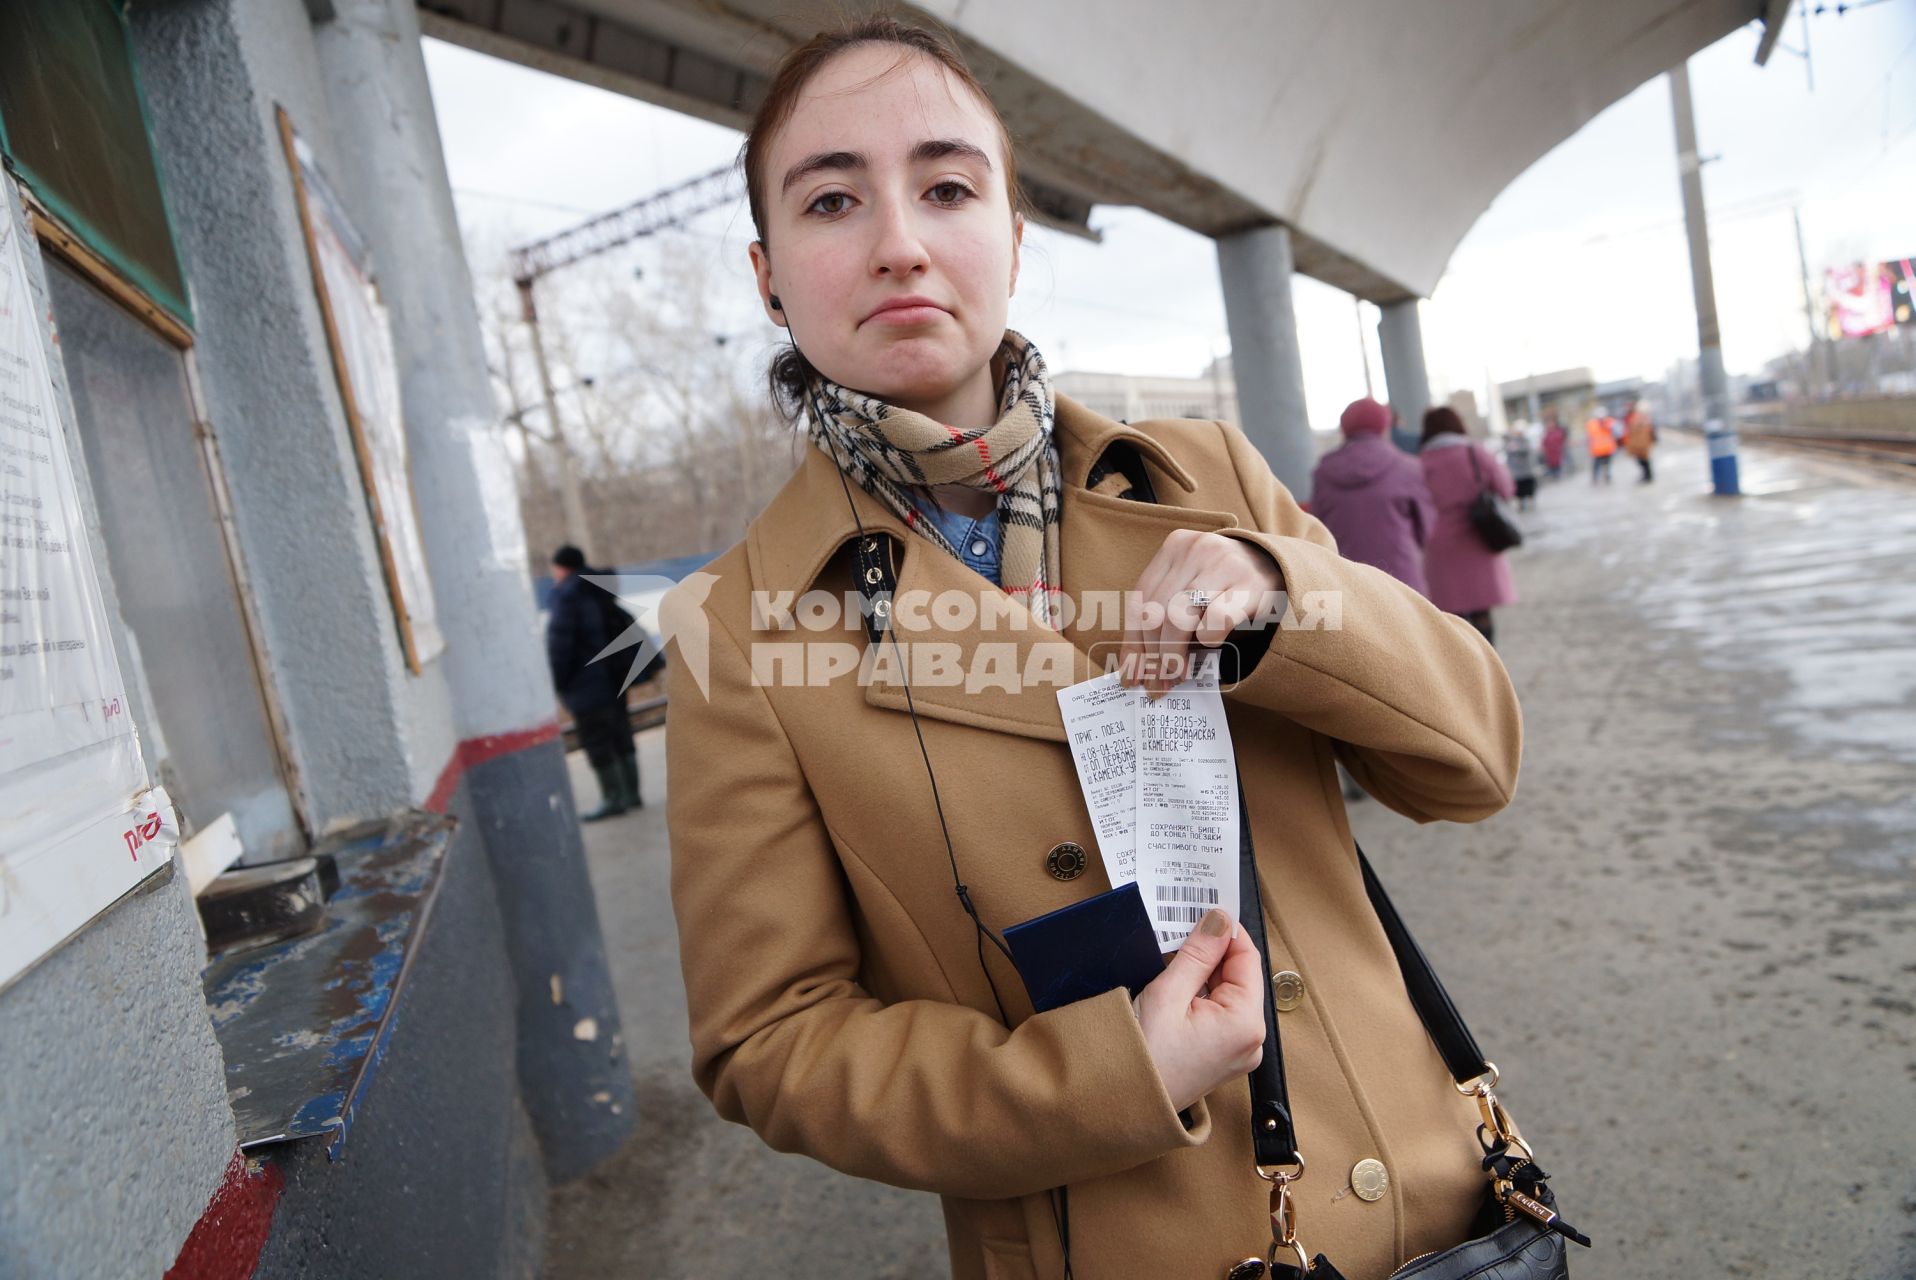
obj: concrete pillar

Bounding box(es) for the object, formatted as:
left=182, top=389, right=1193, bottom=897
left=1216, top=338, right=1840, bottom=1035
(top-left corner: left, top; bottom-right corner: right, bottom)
left=1217, top=225, right=1317, bottom=500
left=312, top=0, right=634, bottom=1179
left=1377, top=299, right=1431, bottom=454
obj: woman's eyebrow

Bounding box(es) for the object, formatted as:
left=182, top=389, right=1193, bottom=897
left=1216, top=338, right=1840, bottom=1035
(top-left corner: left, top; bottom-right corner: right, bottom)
left=780, top=139, right=993, bottom=195
left=782, top=149, right=868, bottom=194
left=910, top=138, right=992, bottom=170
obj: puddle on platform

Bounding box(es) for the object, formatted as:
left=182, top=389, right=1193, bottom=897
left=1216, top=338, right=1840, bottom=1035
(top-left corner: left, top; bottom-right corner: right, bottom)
left=1765, top=794, right=1916, bottom=877
left=1571, top=442, right=1916, bottom=767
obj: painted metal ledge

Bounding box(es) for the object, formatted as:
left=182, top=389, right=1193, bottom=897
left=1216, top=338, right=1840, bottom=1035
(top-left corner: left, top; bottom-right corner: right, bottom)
left=202, top=809, right=455, bottom=1158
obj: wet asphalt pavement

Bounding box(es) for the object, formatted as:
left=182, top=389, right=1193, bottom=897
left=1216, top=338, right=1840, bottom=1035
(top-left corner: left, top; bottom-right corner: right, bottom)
left=546, top=434, right=1916, bottom=1279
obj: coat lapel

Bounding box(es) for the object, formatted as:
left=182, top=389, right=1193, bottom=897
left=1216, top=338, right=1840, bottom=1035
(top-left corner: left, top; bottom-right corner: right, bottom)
left=1051, top=398, right=1242, bottom=660
left=745, top=397, right=1244, bottom=744
left=860, top=533, right=1093, bottom=742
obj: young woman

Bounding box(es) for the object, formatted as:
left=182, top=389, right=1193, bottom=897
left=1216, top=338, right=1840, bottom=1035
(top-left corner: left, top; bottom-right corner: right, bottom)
left=1418, top=407, right=1519, bottom=647
left=663, top=18, right=1522, bottom=1279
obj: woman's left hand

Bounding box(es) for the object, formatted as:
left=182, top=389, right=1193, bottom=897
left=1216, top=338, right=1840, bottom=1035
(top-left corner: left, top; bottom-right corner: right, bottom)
left=1116, top=529, right=1284, bottom=698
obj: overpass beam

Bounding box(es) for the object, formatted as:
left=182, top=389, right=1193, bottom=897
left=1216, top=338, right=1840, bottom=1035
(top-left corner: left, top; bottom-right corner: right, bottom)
left=1377, top=299, right=1431, bottom=453
left=1217, top=225, right=1316, bottom=501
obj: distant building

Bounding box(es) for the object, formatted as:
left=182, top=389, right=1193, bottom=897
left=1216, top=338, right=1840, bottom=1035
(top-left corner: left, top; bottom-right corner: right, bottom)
left=1446, top=391, right=1488, bottom=438
left=1594, top=376, right=1649, bottom=418
left=1499, top=367, right=1597, bottom=428
left=1055, top=356, right=1239, bottom=424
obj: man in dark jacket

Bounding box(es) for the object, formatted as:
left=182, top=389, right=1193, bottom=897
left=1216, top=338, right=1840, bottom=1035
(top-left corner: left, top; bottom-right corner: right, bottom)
left=546, top=545, right=639, bottom=820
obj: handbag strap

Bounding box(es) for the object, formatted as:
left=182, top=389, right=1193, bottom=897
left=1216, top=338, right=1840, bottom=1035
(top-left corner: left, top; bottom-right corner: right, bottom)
left=1238, top=782, right=1490, bottom=1167
left=1237, top=786, right=1296, bottom=1164
left=1356, top=845, right=1489, bottom=1082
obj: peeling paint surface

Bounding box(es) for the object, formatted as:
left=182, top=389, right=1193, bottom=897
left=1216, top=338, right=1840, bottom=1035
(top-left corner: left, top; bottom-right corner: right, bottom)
left=201, top=810, right=454, bottom=1153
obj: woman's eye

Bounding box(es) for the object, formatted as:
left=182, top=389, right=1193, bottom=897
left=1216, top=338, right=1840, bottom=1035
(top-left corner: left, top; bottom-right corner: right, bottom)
left=806, top=191, right=852, bottom=217
left=928, top=181, right=974, bottom=206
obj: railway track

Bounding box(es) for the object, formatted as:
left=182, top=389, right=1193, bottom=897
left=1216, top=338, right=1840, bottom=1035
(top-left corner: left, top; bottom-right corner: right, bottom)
left=1734, top=427, right=1916, bottom=472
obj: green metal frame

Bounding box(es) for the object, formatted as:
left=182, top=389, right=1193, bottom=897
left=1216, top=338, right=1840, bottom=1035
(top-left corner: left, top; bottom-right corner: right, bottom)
left=0, top=0, right=194, bottom=329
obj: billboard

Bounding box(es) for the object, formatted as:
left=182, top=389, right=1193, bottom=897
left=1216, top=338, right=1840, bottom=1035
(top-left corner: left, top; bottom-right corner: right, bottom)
left=1825, top=258, right=1915, bottom=339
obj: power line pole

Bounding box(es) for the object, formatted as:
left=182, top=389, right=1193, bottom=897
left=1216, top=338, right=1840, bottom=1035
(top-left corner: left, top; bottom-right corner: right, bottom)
left=1791, top=206, right=1832, bottom=397
left=1352, top=296, right=1373, bottom=398
left=1668, top=61, right=1741, bottom=496
left=518, top=277, right=595, bottom=561
left=496, top=324, right=543, bottom=484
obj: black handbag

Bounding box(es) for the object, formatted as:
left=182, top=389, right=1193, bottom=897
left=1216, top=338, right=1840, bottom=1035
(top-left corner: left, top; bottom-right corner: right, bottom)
left=1232, top=786, right=1588, bottom=1279
left=1466, top=446, right=1524, bottom=553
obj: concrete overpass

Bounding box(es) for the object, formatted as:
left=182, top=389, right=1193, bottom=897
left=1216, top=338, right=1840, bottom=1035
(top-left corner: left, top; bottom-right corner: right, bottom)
left=418, top=0, right=1782, bottom=495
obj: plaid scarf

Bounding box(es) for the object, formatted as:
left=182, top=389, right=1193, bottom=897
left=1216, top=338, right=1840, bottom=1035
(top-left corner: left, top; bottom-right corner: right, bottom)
left=802, top=330, right=1064, bottom=628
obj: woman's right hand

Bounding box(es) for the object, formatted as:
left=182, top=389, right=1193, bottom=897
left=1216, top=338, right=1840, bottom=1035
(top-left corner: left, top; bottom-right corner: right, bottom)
left=1135, top=908, right=1267, bottom=1111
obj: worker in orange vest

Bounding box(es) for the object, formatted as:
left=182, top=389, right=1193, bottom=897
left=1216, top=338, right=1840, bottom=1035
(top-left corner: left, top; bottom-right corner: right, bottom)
left=1585, top=413, right=1617, bottom=485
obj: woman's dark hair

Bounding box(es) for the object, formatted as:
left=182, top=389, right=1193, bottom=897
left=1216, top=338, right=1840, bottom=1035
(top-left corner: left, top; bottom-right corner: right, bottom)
left=1421, top=405, right=1468, bottom=445
left=738, top=13, right=1029, bottom=419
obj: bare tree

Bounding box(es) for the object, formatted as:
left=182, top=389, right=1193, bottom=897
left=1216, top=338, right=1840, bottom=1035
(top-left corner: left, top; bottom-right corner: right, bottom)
left=474, top=235, right=802, bottom=569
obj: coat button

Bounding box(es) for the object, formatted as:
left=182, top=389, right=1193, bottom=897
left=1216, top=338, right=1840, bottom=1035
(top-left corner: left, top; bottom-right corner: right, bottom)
left=1271, top=970, right=1305, bottom=1012
left=1045, top=841, right=1087, bottom=880
left=1224, top=1260, right=1266, bottom=1280
left=1351, top=1157, right=1390, bottom=1202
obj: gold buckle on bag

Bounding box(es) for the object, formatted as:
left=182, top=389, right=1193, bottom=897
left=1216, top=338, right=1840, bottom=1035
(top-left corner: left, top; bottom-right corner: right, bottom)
left=1255, top=1157, right=1312, bottom=1274
left=1457, top=1062, right=1535, bottom=1162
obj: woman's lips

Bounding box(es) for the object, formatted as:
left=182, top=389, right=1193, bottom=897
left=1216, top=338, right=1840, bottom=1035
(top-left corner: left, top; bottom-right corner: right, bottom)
left=863, top=302, right=947, bottom=327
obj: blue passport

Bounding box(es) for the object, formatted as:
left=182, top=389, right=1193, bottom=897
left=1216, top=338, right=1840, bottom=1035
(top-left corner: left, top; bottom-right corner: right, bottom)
left=1004, top=882, right=1167, bottom=1013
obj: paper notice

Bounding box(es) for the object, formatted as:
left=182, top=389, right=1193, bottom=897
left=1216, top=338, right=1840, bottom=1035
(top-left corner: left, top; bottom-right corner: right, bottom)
left=1055, top=671, right=1140, bottom=887
left=0, top=177, right=157, bottom=991
left=1135, top=650, right=1239, bottom=952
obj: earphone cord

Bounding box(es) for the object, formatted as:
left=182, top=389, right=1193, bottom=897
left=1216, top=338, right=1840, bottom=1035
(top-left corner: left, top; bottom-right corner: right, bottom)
left=809, top=373, right=1076, bottom=1278
left=810, top=377, right=1017, bottom=1008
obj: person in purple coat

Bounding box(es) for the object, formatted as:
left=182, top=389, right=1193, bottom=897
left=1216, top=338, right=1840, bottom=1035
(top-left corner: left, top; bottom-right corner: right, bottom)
left=1418, top=406, right=1518, bottom=645
left=1308, top=398, right=1435, bottom=597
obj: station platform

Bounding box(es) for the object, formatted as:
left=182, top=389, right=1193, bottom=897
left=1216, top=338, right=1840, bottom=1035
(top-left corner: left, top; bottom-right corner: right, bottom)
left=546, top=434, right=1916, bottom=1279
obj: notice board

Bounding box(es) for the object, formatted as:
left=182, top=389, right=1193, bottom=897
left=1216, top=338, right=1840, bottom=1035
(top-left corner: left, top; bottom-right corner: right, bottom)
left=0, top=176, right=176, bottom=990
left=278, top=108, right=443, bottom=674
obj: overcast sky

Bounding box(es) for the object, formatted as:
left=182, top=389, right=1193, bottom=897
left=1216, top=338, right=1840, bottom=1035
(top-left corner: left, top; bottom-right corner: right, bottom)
left=424, top=4, right=1915, bottom=431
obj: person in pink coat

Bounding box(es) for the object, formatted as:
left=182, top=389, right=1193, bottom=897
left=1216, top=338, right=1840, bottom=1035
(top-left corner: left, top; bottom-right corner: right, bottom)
left=1308, top=397, right=1436, bottom=596
left=1418, top=406, right=1518, bottom=645
left=1540, top=412, right=1568, bottom=479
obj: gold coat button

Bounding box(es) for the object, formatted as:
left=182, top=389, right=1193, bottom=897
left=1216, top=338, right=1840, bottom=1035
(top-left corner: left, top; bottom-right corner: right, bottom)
left=1045, top=841, right=1087, bottom=881
left=1351, top=1157, right=1390, bottom=1202
left=1224, top=1260, right=1266, bottom=1280
left=1271, top=970, right=1305, bottom=1012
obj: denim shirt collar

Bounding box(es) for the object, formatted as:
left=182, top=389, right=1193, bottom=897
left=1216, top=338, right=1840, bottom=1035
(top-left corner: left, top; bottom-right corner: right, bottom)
left=907, top=493, right=1002, bottom=585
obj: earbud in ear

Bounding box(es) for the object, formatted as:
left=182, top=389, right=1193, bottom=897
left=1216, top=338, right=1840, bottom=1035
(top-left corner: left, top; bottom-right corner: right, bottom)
left=769, top=294, right=783, bottom=312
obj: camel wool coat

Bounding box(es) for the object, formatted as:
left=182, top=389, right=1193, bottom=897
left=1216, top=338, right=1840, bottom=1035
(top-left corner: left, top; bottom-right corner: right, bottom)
left=662, top=394, right=1523, bottom=1280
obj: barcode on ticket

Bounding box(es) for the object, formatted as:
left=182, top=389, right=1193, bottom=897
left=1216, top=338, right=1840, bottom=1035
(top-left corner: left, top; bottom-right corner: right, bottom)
left=1153, top=885, right=1221, bottom=905
left=1154, top=904, right=1214, bottom=925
